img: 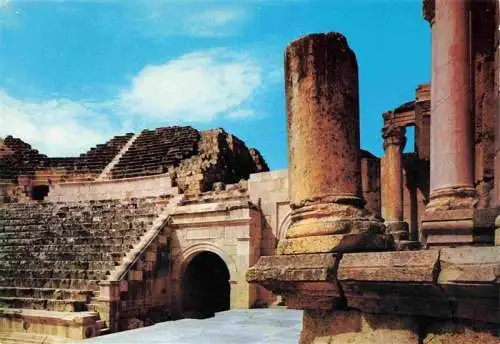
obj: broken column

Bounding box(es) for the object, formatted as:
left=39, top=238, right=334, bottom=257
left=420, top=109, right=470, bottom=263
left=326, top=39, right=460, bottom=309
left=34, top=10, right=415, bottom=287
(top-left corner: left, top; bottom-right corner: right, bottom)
left=421, top=0, right=479, bottom=247
left=278, top=32, right=393, bottom=254
left=381, top=126, right=409, bottom=243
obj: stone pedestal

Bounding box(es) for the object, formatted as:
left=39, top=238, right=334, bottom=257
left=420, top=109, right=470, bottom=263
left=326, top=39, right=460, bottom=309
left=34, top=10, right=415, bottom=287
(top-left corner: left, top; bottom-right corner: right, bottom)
left=422, top=0, right=479, bottom=247
left=279, top=32, right=393, bottom=254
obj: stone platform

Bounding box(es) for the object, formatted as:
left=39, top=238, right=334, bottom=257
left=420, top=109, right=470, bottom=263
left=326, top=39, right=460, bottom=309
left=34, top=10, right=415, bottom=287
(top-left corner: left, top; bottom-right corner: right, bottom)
left=75, top=309, right=302, bottom=344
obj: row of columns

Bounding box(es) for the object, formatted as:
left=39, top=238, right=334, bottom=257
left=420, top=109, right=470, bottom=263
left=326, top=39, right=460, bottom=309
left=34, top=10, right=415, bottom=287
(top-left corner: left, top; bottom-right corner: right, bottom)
left=281, top=0, right=497, bottom=252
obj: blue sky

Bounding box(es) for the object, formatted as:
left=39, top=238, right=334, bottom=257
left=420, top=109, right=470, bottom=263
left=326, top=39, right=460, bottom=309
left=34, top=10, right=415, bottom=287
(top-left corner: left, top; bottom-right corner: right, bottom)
left=0, top=0, right=430, bottom=170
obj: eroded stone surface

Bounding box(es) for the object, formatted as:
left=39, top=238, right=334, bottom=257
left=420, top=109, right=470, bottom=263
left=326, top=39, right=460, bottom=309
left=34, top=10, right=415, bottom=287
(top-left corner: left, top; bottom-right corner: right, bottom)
left=281, top=32, right=391, bottom=253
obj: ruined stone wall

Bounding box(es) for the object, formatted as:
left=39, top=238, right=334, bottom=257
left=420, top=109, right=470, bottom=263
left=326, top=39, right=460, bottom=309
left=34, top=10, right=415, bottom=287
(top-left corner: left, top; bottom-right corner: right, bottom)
left=471, top=0, right=497, bottom=209
left=175, top=129, right=269, bottom=195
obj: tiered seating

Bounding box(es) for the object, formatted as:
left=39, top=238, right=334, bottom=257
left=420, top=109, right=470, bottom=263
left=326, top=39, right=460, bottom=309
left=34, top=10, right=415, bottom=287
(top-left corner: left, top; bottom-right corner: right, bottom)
left=0, top=136, right=48, bottom=181
left=111, top=126, right=200, bottom=179
left=0, top=198, right=162, bottom=312
left=72, top=133, right=134, bottom=174
left=45, top=157, right=80, bottom=170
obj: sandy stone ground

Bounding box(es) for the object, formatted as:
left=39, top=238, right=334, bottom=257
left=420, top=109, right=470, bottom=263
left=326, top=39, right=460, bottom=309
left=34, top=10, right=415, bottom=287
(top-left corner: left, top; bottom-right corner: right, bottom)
left=77, top=309, right=302, bottom=344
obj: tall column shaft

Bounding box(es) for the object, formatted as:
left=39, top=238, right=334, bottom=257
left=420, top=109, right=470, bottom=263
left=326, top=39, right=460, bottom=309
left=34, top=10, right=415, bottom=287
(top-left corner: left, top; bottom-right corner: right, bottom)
left=381, top=129, right=405, bottom=222
left=286, top=34, right=362, bottom=207
left=381, top=127, right=410, bottom=242
left=423, top=0, right=479, bottom=247
left=279, top=33, right=392, bottom=254
left=429, top=0, right=476, bottom=202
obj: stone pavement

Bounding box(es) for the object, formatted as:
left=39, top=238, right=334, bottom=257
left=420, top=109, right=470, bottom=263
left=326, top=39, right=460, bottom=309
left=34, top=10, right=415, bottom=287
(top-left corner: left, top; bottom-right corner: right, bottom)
left=77, top=309, right=302, bottom=344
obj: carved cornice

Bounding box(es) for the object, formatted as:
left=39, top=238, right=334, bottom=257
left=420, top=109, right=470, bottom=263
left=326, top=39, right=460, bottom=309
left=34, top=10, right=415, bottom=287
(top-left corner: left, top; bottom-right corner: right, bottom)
left=382, top=126, right=407, bottom=150
left=423, top=0, right=435, bottom=25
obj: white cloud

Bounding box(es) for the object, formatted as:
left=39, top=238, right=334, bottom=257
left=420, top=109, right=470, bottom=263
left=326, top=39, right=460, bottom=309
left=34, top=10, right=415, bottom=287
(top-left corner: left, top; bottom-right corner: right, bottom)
left=227, top=109, right=254, bottom=119
left=119, top=50, right=262, bottom=122
left=0, top=91, right=112, bottom=156
left=186, top=9, right=247, bottom=37
left=0, top=0, right=11, bottom=9
left=0, top=48, right=266, bottom=156
left=128, top=4, right=249, bottom=38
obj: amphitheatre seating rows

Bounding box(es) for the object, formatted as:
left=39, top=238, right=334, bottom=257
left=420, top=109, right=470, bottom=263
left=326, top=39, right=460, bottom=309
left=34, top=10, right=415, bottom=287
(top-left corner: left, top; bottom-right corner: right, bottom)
left=0, top=134, right=134, bottom=182
left=72, top=133, right=133, bottom=173
left=0, top=197, right=164, bottom=312
left=111, top=126, right=200, bottom=179
left=0, top=136, right=49, bottom=181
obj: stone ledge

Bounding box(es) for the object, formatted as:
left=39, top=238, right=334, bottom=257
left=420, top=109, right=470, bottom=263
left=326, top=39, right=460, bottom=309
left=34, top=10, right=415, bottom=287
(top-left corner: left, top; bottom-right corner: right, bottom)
left=246, top=254, right=343, bottom=310
left=338, top=250, right=439, bottom=282
left=247, top=246, right=500, bottom=323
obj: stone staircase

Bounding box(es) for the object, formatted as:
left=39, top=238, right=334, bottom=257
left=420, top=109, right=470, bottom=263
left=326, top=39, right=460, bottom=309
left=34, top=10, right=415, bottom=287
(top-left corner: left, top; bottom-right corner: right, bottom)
left=96, top=132, right=141, bottom=181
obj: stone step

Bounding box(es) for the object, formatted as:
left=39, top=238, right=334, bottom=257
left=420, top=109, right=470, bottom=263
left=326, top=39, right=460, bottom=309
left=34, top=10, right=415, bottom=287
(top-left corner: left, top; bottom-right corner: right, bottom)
left=0, top=235, right=141, bottom=246
left=0, top=268, right=110, bottom=280
left=0, top=224, right=151, bottom=235
left=0, top=259, right=119, bottom=270
left=0, top=251, right=125, bottom=262
left=0, top=296, right=89, bottom=312
left=0, top=331, right=71, bottom=344
left=0, top=222, right=152, bottom=233
left=0, top=287, right=94, bottom=301
left=0, top=243, right=135, bottom=252
left=0, top=277, right=101, bottom=290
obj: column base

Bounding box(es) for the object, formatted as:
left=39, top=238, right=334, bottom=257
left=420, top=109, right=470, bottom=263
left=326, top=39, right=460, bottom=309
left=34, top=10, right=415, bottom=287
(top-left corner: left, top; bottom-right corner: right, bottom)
left=282, top=200, right=394, bottom=254
left=426, top=186, right=478, bottom=212
left=277, top=223, right=394, bottom=254
left=422, top=208, right=498, bottom=247
left=385, top=221, right=409, bottom=240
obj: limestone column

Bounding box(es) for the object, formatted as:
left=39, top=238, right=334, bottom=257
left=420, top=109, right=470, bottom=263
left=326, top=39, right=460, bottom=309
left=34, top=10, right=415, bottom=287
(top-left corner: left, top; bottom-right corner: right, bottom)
left=381, top=126, right=409, bottom=241
left=422, top=0, right=479, bottom=247
left=278, top=32, right=393, bottom=254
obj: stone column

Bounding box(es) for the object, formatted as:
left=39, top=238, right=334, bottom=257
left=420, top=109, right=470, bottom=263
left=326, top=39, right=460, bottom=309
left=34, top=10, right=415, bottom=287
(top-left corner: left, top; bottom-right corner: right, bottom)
left=495, top=0, right=500, bottom=246
left=422, top=0, right=479, bottom=247
left=381, top=126, right=409, bottom=241
left=278, top=32, right=392, bottom=254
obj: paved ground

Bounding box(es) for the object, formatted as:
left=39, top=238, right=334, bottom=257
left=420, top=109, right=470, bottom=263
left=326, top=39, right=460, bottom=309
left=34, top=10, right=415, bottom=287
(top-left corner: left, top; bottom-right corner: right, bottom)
left=79, top=309, right=303, bottom=344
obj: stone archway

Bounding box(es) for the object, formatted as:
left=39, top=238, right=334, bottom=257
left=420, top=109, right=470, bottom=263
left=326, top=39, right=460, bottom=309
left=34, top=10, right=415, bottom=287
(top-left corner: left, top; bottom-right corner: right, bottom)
left=181, top=251, right=230, bottom=318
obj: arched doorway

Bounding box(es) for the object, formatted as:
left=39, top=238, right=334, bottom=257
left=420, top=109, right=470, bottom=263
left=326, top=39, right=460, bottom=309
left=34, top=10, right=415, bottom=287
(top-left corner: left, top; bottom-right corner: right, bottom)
left=182, top=251, right=230, bottom=319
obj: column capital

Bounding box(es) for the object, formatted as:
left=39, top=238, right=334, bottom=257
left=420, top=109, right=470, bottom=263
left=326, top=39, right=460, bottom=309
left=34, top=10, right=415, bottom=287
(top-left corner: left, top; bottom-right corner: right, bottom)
left=382, top=126, right=406, bottom=151
left=423, top=0, right=435, bottom=25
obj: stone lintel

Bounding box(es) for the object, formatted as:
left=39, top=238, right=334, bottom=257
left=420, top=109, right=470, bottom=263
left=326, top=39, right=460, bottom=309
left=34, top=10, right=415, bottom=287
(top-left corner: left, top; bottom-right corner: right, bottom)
left=247, top=247, right=500, bottom=323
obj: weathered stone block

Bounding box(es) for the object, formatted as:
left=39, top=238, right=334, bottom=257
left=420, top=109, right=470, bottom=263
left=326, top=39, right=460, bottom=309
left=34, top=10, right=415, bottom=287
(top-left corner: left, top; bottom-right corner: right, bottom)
left=300, top=309, right=420, bottom=344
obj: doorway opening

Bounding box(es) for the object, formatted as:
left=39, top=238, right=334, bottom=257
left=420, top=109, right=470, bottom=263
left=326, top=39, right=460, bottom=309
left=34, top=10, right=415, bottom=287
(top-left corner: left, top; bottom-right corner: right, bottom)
left=182, top=251, right=230, bottom=319
left=31, top=185, right=49, bottom=201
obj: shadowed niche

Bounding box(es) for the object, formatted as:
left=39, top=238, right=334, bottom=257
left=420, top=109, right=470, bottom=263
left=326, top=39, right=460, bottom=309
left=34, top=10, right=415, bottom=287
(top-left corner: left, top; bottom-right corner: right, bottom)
left=182, top=251, right=230, bottom=319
